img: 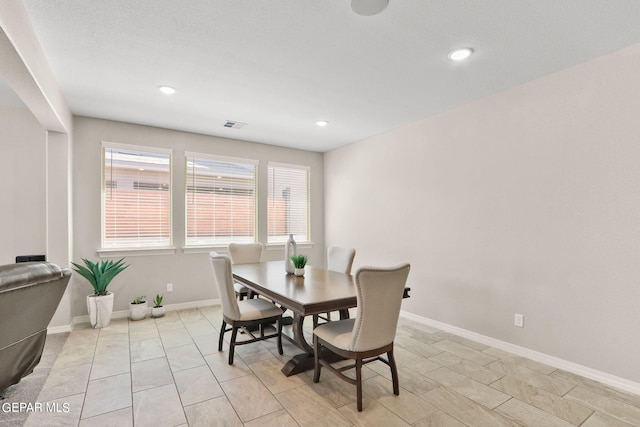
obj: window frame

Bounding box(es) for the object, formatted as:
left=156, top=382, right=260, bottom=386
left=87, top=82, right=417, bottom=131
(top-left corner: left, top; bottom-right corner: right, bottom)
left=99, top=142, right=174, bottom=255
left=184, top=152, right=259, bottom=248
left=267, top=161, right=311, bottom=245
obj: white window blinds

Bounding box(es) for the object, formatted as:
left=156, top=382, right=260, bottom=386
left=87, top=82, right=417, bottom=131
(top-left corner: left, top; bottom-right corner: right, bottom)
left=185, top=154, right=257, bottom=246
left=268, top=163, right=310, bottom=243
left=102, top=145, right=172, bottom=248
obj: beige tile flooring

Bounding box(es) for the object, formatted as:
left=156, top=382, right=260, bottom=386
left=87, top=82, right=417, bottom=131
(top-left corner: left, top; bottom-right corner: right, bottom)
left=21, top=305, right=640, bottom=426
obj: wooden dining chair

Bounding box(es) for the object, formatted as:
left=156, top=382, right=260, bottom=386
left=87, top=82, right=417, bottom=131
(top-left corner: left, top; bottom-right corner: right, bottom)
left=313, top=246, right=356, bottom=328
left=209, top=252, right=283, bottom=364
left=313, top=263, right=410, bottom=411
left=228, top=242, right=263, bottom=300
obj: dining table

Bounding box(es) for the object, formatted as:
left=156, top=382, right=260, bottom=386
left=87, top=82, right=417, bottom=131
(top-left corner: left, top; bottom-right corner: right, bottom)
left=232, top=260, right=410, bottom=376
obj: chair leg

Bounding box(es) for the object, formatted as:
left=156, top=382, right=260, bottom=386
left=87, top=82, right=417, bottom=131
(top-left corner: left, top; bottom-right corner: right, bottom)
left=388, top=348, right=399, bottom=396
left=356, top=358, right=363, bottom=412
left=229, top=326, right=239, bottom=365
left=277, top=318, right=283, bottom=355
left=218, top=320, right=226, bottom=351
left=313, top=335, right=321, bottom=383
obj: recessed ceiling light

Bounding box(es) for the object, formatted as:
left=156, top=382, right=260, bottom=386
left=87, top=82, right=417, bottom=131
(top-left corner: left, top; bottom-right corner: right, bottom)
left=351, top=0, right=388, bottom=16
left=316, top=120, right=329, bottom=127
left=448, top=48, right=474, bottom=61
left=157, top=85, right=176, bottom=95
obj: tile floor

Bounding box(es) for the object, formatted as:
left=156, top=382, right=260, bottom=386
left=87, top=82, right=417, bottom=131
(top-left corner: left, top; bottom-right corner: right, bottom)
left=17, top=306, right=640, bottom=426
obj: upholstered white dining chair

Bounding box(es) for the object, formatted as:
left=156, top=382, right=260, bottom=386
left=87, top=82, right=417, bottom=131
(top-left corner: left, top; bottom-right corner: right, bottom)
left=313, top=246, right=356, bottom=328
left=209, top=252, right=283, bottom=364
left=327, top=246, right=356, bottom=275
left=228, top=242, right=263, bottom=300
left=313, top=263, right=410, bottom=411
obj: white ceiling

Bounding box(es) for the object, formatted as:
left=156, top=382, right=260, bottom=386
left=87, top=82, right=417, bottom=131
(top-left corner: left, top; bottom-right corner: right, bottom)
left=12, top=0, right=640, bottom=152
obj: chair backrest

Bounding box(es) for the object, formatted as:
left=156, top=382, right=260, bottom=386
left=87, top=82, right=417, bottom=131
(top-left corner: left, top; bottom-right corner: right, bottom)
left=327, top=246, right=356, bottom=275
left=350, top=264, right=410, bottom=352
left=228, top=242, right=263, bottom=265
left=209, top=252, right=241, bottom=320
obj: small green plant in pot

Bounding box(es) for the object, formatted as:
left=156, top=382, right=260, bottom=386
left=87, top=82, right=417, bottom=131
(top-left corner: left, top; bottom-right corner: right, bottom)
left=291, top=255, right=308, bottom=277
left=151, top=293, right=165, bottom=318
left=129, top=295, right=147, bottom=321
left=72, top=257, right=129, bottom=328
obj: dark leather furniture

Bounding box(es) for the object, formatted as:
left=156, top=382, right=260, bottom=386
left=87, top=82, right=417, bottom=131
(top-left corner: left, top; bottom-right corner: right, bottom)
left=0, top=262, right=70, bottom=392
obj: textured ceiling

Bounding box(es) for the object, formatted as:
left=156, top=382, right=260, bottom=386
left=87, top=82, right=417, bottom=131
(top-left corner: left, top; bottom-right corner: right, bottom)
left=13, top=0, right=640, bottom=152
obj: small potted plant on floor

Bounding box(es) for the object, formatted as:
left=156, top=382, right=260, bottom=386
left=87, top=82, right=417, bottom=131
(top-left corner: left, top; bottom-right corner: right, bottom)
left=129, top=295, right=147, bottom=320
left=72, top=257, right=129, bottom=328
left=151, top=294, right=165, bottom=318
left=291, top=255, right=308, bottom=277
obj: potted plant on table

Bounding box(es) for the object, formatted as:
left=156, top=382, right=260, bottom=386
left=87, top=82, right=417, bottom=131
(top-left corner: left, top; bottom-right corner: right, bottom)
left=291, top=255, right=308, bottom=277
left=129, top=296, right=147, bottom=320
left=151, top=294, right=165, bottom=318
left=72, top=257, right=129, bottom=328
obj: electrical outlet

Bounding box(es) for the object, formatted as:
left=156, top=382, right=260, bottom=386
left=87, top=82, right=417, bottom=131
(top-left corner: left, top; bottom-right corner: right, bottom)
left=514, top=313, right=524, bottom=328
left=167, top=283, right=173, bottom=292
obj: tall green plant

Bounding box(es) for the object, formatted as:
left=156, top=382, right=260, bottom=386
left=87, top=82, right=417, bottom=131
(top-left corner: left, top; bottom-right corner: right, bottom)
left=71, top=258, right=129, bottom=296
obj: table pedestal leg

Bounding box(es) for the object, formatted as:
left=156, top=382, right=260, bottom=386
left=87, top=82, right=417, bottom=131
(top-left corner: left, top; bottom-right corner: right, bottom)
left=280, top=313, right=346, bottom=376
left=291, top=313, right=313, bottom=353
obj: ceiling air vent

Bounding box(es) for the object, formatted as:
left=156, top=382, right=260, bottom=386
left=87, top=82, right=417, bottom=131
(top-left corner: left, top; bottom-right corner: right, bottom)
left=224, top=120, right=246, bottom=129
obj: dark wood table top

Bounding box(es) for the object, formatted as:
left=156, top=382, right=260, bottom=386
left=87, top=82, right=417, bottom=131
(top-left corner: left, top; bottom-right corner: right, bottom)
left=232, top=261, right=357, bottom=316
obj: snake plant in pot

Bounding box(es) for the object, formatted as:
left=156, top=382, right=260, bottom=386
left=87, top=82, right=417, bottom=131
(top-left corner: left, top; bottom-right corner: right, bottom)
left=72, top=257, right=129, bottom=328
left=151, top=294, right=165, bottom=318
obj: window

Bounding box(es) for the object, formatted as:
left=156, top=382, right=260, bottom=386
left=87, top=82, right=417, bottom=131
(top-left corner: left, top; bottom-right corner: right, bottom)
left=268, top=162, right=310, bottom=243
left=185, top=153, right=257, bottom=246
left=102, top=143, right=172, bottom=249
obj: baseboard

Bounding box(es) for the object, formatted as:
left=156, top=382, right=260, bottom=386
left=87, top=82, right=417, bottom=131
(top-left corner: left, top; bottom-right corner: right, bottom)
left=400, top=310, right=640, bottom=396
left=47, top=324, right=73, bottom=334
left=71, top=298, right=221, bottom=328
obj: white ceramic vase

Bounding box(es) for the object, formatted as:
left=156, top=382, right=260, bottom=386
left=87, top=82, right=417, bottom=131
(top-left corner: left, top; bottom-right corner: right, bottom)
left=129, top=301, right=148, bottom=320
left=87, top=292, right=114, bottom=328
left=284, top=234, right=297, bottom=274
left=294, top=267, right=305, bottom=277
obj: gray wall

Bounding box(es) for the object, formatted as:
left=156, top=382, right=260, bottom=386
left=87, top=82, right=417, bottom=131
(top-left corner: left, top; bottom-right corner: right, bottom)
left=72, top=117, right=324, bottom=315
left=0, top=105, right=46, bottom=264
left=324, top=43, right=640, bottom=383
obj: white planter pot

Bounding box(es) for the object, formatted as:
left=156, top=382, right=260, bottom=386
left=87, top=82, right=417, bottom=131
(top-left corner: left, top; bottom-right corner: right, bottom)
left=294, top=267, right=305, bottom=277
left=87, top=293, right=114, bottom=328
left=151, top=306, right=166, bottom=318
left=129, top=301, right=148, bottom=320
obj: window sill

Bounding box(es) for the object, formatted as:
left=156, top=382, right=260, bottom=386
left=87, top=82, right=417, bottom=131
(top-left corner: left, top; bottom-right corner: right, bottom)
left=265, top=242, right=314, bottom=250
left=184, top=242, right=315, bottom=254
left=97, top=247, right=177, bottom=257
left=182, top=246, right=229, bottom=255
